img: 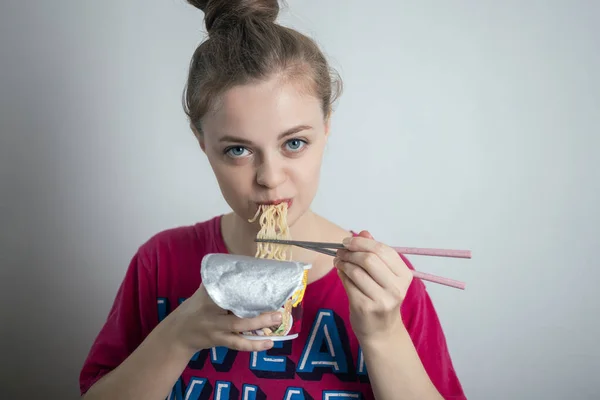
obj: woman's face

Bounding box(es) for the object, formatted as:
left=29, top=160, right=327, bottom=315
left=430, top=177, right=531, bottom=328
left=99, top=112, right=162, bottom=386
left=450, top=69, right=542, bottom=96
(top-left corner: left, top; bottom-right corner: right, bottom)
left=198, top=76, right=330, bottom=228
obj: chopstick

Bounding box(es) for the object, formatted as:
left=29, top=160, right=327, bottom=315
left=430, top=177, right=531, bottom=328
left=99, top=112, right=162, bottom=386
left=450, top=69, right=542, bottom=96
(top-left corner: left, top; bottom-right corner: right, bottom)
left=410, top=271, right=466, bottom=290
left=255, top=239, right=472, bottom=259
left=257, top=239, right=468, bottom=290
left=293, top=243, right=466, bottom=290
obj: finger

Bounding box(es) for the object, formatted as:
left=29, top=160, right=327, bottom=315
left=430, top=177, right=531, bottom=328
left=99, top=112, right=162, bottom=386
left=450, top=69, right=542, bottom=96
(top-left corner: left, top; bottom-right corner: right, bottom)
left=215, top=311, right=283, bottom=334
left=357, top=230, right=374, bottom=239
left=337, top=268, right=371, bottom=304
left=341, top=236, right=406, bottom=277
left=218, top=333, right=275, bottom=352
left=336, top=249, right=397, bottom=289
left=335, top=259, right=383, bottom=300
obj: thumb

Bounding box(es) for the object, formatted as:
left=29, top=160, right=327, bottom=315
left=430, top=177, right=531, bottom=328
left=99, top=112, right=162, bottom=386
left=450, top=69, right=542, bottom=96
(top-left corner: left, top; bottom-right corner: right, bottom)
left=357, top=230, right=374, bottom=240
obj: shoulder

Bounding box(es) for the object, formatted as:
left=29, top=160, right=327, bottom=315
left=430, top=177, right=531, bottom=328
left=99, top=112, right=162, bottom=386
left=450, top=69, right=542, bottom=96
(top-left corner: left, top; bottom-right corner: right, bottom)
left=135, top=215, right=225, bottom=267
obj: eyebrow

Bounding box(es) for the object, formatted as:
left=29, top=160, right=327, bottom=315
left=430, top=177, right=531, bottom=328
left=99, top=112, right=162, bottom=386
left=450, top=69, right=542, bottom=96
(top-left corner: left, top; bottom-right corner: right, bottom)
left=219, top=125, right=313, bottom=145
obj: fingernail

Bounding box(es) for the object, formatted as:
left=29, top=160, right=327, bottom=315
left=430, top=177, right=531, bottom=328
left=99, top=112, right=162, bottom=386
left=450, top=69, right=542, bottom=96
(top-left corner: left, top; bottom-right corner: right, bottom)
left=342, top=237, right=352, bottom=247
left=272, top=313, right=282, bottom=323
left=263, top=340, right=274, bottom=349
left=333, top=257, right=339, bottom=265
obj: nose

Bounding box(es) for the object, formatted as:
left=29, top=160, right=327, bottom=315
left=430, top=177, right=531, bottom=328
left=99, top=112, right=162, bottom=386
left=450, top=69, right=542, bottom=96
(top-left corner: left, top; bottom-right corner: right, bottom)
left=256, top=155, right=286, bottom=189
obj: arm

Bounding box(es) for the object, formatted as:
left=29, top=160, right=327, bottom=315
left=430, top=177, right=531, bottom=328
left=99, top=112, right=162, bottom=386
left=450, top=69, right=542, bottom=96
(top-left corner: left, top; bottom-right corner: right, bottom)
left=79, top=251, right=180, bottom=399
left=82, top=314, right=195, bottom=400
left=80, top=249, right=280, bottom=399
left=359, top=322, right=443, bottom=400
left=336, top=232, right=466, bottom=400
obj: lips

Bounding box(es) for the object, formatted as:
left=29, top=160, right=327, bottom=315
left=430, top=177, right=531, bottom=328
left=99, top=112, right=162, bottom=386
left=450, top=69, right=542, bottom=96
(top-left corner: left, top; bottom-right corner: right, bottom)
left=257, top=199, right=293, bottom=208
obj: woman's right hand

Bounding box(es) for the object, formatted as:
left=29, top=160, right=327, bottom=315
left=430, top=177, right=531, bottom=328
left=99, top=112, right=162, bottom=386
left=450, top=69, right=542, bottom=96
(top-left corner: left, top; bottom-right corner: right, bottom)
left=162, top=284, right=281, bottom=354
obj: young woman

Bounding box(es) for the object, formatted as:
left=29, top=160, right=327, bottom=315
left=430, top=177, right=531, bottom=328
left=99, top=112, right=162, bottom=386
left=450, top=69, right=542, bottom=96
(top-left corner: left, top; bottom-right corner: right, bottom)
left=79, top=1, right=466, bottom=399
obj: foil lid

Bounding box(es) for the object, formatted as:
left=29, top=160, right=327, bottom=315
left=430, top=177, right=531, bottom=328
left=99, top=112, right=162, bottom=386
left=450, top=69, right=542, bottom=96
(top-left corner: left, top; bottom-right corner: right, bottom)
left=200, top=253, right=311, bottom=319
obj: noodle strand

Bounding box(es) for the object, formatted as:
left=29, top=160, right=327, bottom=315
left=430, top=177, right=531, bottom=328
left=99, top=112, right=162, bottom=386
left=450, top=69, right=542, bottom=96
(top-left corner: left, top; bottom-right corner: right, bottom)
left=249, top=203, right=308, bottom=308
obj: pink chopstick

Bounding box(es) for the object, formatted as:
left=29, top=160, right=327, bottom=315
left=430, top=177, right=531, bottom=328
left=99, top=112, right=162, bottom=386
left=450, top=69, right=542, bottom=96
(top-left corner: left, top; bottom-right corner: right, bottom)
left=412, top=270, right=466, bottom=290
left=393, top=247, right=471, bottom=259
left=255, top=238, right=471, bottom=290
left=395, top=247, right=469, bottom=289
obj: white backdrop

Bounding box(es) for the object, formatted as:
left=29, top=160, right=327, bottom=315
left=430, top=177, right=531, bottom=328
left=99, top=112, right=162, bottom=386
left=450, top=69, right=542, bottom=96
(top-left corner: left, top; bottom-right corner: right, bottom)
left=1, top=0, right=599, bottom=398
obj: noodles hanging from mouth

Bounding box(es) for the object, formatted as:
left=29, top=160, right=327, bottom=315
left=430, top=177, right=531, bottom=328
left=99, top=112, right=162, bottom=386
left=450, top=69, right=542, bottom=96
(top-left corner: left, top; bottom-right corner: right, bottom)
left=249, top=203, right=293, bottom=260
left=247, top=203, right=309, bottom=334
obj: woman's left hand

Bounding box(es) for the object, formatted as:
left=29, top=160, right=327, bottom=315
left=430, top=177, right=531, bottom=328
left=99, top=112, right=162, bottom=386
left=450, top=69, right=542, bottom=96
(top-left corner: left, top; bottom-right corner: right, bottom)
left=334, top=230, right=413, bottom=342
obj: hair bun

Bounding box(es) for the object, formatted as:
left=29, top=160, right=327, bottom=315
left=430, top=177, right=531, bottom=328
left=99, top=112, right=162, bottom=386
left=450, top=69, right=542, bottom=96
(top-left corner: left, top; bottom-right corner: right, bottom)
left=188, top=0, right=280, bottom=34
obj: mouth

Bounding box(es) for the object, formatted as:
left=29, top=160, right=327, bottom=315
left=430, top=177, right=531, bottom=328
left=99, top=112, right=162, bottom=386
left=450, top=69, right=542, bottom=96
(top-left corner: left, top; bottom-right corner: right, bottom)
left=257, top=199, right=293, bottom=208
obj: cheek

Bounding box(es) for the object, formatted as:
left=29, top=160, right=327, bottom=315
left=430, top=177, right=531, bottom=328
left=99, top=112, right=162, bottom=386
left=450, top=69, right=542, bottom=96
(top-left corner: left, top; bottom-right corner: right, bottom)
left=292, top=148, right=324, bottom=194
left=300, top=159, right=322, bottom=182
left=218, top=167, right=247, bottom=188
left=207, top=156, right=252, bottom=198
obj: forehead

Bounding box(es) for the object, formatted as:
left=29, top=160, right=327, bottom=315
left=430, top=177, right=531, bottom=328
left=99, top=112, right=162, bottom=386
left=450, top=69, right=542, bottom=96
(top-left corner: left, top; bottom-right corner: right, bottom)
left=202, top=77, right=323, bottom=140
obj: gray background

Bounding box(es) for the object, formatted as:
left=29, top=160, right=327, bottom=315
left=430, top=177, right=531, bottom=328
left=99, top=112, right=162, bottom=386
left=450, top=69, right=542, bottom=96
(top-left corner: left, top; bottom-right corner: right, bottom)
left=1, top=0, right=598, bottom=399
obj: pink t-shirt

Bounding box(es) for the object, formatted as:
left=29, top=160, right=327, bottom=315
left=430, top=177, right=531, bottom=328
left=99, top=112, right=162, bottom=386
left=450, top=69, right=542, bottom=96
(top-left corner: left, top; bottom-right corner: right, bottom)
left=80, top=216, right=466, bottom=399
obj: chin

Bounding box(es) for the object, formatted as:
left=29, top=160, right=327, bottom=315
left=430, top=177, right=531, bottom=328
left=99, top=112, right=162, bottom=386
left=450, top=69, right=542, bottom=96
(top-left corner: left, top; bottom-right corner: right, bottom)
left=286, top=203, right=310, bottom=228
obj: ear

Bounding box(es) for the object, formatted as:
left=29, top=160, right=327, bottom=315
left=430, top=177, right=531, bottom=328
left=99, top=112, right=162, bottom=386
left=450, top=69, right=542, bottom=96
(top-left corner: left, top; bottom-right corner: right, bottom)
left=190, top=122, right=206, bottom=153
left=323, top=112, right=332, bottom=138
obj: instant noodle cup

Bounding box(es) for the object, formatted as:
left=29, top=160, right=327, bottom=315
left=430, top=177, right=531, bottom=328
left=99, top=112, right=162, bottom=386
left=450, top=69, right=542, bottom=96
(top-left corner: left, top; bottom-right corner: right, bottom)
left=201, top=253, right=312, bottom=341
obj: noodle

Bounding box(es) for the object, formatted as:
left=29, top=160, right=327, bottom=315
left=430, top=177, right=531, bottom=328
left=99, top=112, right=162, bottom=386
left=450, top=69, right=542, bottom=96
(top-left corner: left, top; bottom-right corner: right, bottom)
left=249, top=203, right=308, bottom=312
left=250, top=203, right=292, bottom=260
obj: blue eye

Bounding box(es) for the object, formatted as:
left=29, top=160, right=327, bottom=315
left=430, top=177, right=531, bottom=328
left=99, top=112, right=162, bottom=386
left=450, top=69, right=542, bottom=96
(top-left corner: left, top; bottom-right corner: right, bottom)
left=225, top=146, right=250, bottom=158
left=285, top=139, right=306, bottom=152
